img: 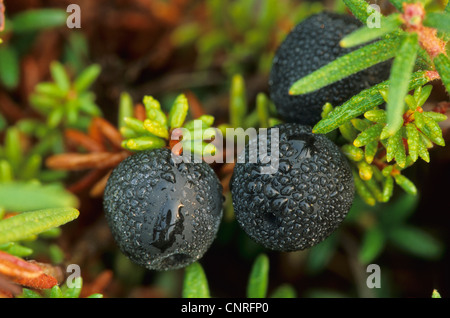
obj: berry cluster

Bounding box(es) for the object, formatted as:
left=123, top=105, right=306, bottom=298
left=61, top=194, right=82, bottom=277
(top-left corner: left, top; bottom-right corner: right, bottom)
left=103, top=13, right=391, bottom=271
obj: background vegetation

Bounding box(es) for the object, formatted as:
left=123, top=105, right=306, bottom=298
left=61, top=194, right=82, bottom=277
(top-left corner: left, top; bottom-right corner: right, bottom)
left=0, top=0, right=449, bottom=298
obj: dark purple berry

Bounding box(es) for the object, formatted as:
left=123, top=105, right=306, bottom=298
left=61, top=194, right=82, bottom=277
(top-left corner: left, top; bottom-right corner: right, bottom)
left=269, top=12, right=391, bottom=125
left=230, top=123, right=354, bottom=252
left=103, top=148, right=223, bottom=271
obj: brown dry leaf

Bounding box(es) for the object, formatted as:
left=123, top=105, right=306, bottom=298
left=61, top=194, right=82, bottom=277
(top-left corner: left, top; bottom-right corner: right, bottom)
left=0, top=251, right=58, bottom=290
left=65, top=129, right=106, bottom=153
left=80, top=269, right=113, bottom=298
left=0, top=274, right=22, bottom=298
left=0, top=0, right=4, bottom=32
left=0, top=91, right=26, bottom=123
left=91, top=117, right=123, bottom=150
left=67, top=168, right=107, bottom=194
left=185, top=90, right=205, bottom=119
left=46, top=116, right=131, bottom=196
left=133, top=103, right=146, bottom=121
left=89, top=170, right=112, bottom=198
left=46, top=152, right=129, bottom=171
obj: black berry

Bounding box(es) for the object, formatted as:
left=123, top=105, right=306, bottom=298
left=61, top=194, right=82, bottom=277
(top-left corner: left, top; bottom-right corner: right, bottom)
left=269, top=12, right=391, bottom=125
left=230, top=123, right=354, bottom=252
left=103, top=148, right=223, bottom=271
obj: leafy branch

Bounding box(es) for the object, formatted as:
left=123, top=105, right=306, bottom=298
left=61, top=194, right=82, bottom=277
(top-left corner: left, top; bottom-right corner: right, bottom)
left=119, top=92, right=218, bottom=157
left=218, top=74, right=281, bottom=135
left=327, top=84, right=447, bottom=205
left=290, top=0, right=449, bottom=140
left=30, top=61, right=102, bottom=131
left=0, top=207, right=80, bottom=294
left=19, top=277, right=103, bottom=298
left=0, top=207, right=79, bottom=245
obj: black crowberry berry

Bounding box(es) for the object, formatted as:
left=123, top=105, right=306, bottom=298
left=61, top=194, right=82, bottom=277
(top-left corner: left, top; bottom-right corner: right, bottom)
left=230, top=123, right=354, bottom=252
left=103, top=148, right=223, bottom=271
left=269, top=12, right=391, bottom=125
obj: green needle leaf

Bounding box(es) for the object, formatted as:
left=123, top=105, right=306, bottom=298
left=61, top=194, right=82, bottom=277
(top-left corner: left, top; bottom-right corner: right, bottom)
left=197, top=115, right=215, bottom=127
left=123, top=117, right=148, bottom=136
left=321, top=103, right=334, bottom=119
left=364, top=109, right=386, bottom=123
left=415, top=85, right=433, bottom=108
left=29, top=94, right=59, bottom=113
left=395, top=138, right=407, bottom=168
left=389, top=226, right=444, bottom=260
left=351, top=118, right=371, bottom=132
left=0, top=160, right=13, bottom=182
left=383, top=33, right=419, bottom=137
left=182, top=140, right=216, bottom=157
left=434, top=54, right=450, bottom=95
left=270, top=284, right=297, bottom=298
left=247, top=254, right=269, bottom=298
left=0, top=207, right=79, bottom=245
left=20, top=154, right=42, bottom=180
left=386, top=128, right=404, bottom=164
left=418, top=141, right=430, bottom=163
left=118, top=92, right=134, bottom=130
left=382, top=175, right=394, bottom=202
left=404, top=95, right=417, bottom=111
left=50, top=61, right=71, bottom=92
left=313, top=71, right=430, bottom=134
left=0, top=46, right=20, bottom=89
left=342, top=144, right=364, bottom=161
left=50, top=286, right=64, bottom=298
left=0, top=181, right=80, bottom=212
left=358, top=226, right=385, bottom=264
left=394, top=174, right=417, bottom=195
left=365, top=177, right=384, bottom=202
left=47, top=107, right=65, bottom=128
left=62, top=277, right=83, bottom=298
left=74, top=64, right=101, bottom=93
left=353, top=123, right=384, bottom=147
left=289, top=37, right=400, bottom=95
left=432, top=289, right=442, bottom=298
left=423, top=111, right=447, bottom=122
left=182, top=262, right=211, bottom=298
left=21, top=289, right=42, bottom=298
left=11, top=9, right=67, bottom=33
left=4, top=127, right=23, bottom=171
left=358, top=160, right=374, bottom=181
left=306, top=234, right=337, bottom=275
left=143, top=96, right=168, bottom=128
left=421, top=115, right=445, bottom=146
left=406, top=124, right=419, bottom=162
left=353, top=170, right=376, bottom=206
left=143, top=119, right=170, bottom=139
left=419, top=131, right=433, bottom=149
left=339, top=121, right=358, bottom=142
left=364, top=140, right=379, bottom=164
left=0, top=243, right=33, bottom=257
left=414, top=111, right=425, bottom=130
left=423, top=12, right=450, bottom=34
left=340, top=14, right=403, bottom=48
left=184, top=115, right=215, bottom=130
left=168, top=94, right=189, bottom=130
left=230, top=74, right=248, bottom=128
left=343, top=0, right=377, bottom=23
left=121, top=136, right=166, bottom=152
left=256, top=92, right=270, bottom=128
